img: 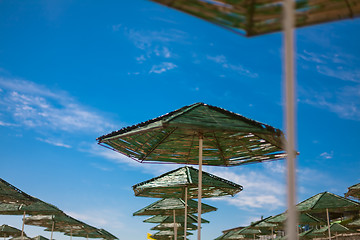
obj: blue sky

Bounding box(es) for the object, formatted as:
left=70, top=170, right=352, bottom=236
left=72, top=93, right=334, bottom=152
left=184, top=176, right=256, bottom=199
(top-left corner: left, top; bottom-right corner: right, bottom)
left=0, top=1, right=359, bottom=239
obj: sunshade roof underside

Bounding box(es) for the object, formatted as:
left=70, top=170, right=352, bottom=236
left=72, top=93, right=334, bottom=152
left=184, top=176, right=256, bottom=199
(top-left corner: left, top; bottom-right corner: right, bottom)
left=149, top=0, right=360, bottom=37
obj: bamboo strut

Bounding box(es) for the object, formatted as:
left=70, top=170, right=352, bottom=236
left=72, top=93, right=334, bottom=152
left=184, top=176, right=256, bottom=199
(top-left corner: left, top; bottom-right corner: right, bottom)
left=173, top=209, right=177, bottom=240
left=184, top=186, right=188, bottom=240
left=21, top=211, right=26, bottom=240
left=327, top=208, right=331, bottom=240
left=197, top=134, right=203, bottom=240
left=50, top=221, right=54, bottom=240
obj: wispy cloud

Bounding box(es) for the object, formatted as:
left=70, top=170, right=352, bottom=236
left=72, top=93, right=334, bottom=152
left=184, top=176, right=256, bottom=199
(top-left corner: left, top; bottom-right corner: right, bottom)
left=298, top=50, right=360, bottom=83
left=207, top=55, right=258, bottom=78
left=208, top=167, right=286, bottom=210
left=300, top=85, right=360, bottom=121
left=0, top=77, right=117, bottom=133
left=36, top=137, right=72, bottom=148
left=67, top=210, right=125, bottom=230
left=149, top=62, right=177, bottom=74
left=320, top=151, right=334, bottom=159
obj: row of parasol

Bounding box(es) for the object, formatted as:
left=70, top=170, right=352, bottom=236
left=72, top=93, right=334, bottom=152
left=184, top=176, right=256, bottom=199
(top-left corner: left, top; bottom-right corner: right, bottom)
left=131, top=166, right=243, bottom=239
left=215, top=190, right=360, bottom=240
left=96, top=102, right=360, bottom=240
left=0, top=178, right=117, bottom=240
left=96, top=102, right=287, bottom=240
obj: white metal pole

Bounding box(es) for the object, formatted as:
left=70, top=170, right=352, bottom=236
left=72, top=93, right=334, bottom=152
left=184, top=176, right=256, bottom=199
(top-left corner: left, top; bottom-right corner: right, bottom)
left=173, top=209, right=177, bottom=240
left=21, top=211, right=26, bottom=240
left=283, top=0, right=297, bottom=239
left=197, top=133, right=203, bottom=240
left=50, top=221, right=54, bottom=240
left=326, top=208, right=331, bottom=240
left=184, top=186, right=188, bottom=240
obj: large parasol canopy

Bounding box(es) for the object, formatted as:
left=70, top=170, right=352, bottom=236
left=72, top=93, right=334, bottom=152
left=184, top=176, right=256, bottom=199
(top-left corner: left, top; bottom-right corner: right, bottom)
left=0, top=178, right=37, bottom=205
left=64, top=229, right=117, bottom=240
left=133, top=198, right=217, bottom=216
left=32, top=236, right=50, bottom=240
left=152, top=230, right=193, bottom=238
left=296, top=191, right=360, bottom=240
left=151, top=223, right=198, bottom=231
left=97, top=102, right=285, bottom=166
left=345, top=183, right=360, bottom=201
left=149, top=0, right=360, bottom=37
left=143, top=214, right=209, bottom=224
left=133, top=166, right=242, bottom=199
left=98, top=102, right=282, bottom=239
left=24, top=214, right=91, bottom=240
left=266, top=212, right=325, bottom=226
left=0, top=224, right=23, bottom=238
left=0, top=200, right=63, bottom=240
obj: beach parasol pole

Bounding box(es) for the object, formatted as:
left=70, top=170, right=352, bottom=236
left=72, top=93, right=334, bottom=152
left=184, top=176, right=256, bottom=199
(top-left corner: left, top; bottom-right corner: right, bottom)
left=184, top=186, right=188, bottom=240
left=197, top=133, right=203, bottom=240
left=326, top=208, right=331, bottom=240
left=173, top=210, right=177, bottom=239
left=283, top=0, right=298, bottom=238
left=50, top=221, right=54, bottom=240
left=21, top=211, right=26, bottom=240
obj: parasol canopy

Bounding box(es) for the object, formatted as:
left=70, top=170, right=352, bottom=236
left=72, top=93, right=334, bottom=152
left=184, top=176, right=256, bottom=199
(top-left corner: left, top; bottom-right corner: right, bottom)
left=32, top=236, right=50, bottom=240
left=296, top=191, right=360, bottom=218
left=133, top=166, right=242, bottom=199
left=0, top=178, right=37, bottom=205
left=296, top=191, right=360, bottom=240
left=345, top=183, right=360, bottom=201
left=133, top=198, right=216, bottom=216
left=153, top=230, right=193, bottom=237
left=151, top=223, right=198, bottom=231
left=0, top=201, right=63, bottom=216
left=311, top=223, right=354, bottom=236
left=266, top=212, right=325, bottom=225
left=66, top=229, right=118, bottom=240
left=143, top=214, right=209, bottom=224
left=149, top=0, right=360, bottom=37
left=97, top=102, right=285, bottom=167
left=0, top=224, right=23, bottom=238
left=24, top=214, right=84, bottom=229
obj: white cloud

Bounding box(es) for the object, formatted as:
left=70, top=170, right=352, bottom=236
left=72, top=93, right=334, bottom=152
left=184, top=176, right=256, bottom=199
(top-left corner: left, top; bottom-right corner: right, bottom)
left=149, top=62, right=177, bottom=74
left=36, top=137, right=72, bottom=148
left=298, top=50, right=360, bottom=83
left=66, top=210, right=125, bottom=230
left=0, top=120, right=17, bottom=126
left=125, top=28, right=187, bottom=50
left=207, top=55, right=258, bottom=78
left=208, top=168, right=286, bottom=210
left=300, top=85, right=360, bottom=121
left=316, top=65, right=360, bottom=83
left=0, top=77, right=117, bottom=133
left=320, top=151, right=334, bottom=159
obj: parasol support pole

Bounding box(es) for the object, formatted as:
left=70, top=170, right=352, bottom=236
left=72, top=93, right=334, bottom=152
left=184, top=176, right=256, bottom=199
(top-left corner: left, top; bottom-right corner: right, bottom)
left=326, top=208, right=331, bottom=240
left=197, top=133, right=203, bottom=240
left=70, top=227, right=73, bottom=240
left=50, top=221, right=54, bottom=240
left=283, top=0, right=298, bottom=238
left=173, top=209, right=177, bottom=240
left=21, top=211, right=26, bottom=240
left=184, top=186, right=188, bottom=240
left=272, top=227, right=274, bottom=240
